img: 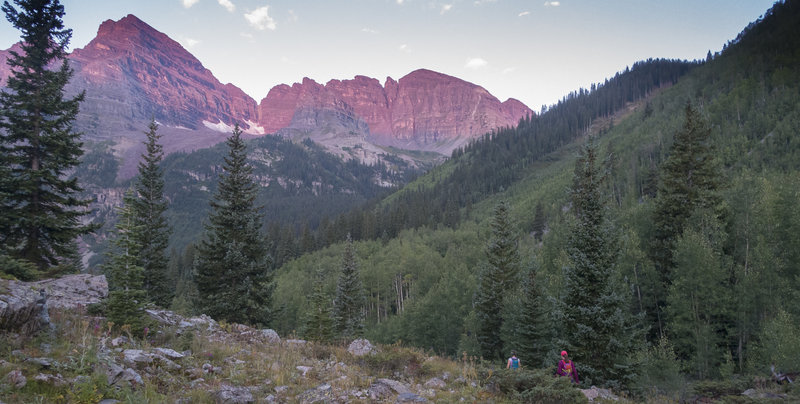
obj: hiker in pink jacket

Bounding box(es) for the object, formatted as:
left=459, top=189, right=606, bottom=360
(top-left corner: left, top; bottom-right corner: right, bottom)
left=556, top=350, right=579, bottom=384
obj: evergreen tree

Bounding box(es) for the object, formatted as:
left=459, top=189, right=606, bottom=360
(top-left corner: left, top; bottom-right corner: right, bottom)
left=194, top=124, right=274, bottom=327
left=302, top=266, right=334, bottom=342
left=474, top=200, right=521, bottom=360
left=514, top=261, right=551, bottom=367
left=665, top=209, right=732, bottom=379
left=332, top=234, right=365, bottom=339
left=532, top=202, right=546, bottom=242
left=650, top=103, right=722, bottom=308
left=171, top=243, right=198, bottom=315
left=132, top=119, right=172, bottom=307
left=0, top=0, right=94, bottom=271
left=561, top=138, right=639, bottom=388
left=104, top=189, right=147, bottom=333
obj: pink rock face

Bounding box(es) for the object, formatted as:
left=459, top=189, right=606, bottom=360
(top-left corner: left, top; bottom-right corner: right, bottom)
left=1, top=14, right=532, bottom=154
left=257, top=68, right=534, bottom=151
left=0, top=43, right=22, bottom=87
left=68, top=14, right=258, bottom=131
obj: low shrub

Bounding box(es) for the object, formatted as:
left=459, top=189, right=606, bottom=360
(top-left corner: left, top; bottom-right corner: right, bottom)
left=489, top=368, right=588, bottom=404
left=363, top=345, right=425, bottom=376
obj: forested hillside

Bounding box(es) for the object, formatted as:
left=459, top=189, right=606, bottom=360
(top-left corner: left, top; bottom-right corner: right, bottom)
left=271, top=0, right=800, bottom=394
left=78, top=133, right=429, bottom=269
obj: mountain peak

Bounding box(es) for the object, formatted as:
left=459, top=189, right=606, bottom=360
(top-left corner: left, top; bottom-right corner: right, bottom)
left=87, top=14, right=181, bottom=55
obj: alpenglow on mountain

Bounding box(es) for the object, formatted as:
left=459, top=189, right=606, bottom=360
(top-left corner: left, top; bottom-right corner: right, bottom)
left=0, top=14, right=533, bottom=161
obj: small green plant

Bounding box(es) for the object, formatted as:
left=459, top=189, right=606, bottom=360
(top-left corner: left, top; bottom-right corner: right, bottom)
left=460, top=351, right=479, bottom=381
left=690, top=378, right=749, bottom=400
left=65, top=373, right=108, bottom=404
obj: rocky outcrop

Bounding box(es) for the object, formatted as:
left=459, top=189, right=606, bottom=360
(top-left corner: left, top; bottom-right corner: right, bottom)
left=2, top=15, right=530, bottom=159
left=0, top=274, right=107, bottom=334
left=258, top=69, right=533, bottom=154
left=67, top=14, right=259, bottom=134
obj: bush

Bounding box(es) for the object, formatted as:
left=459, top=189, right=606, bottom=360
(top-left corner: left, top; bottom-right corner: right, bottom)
left=690, top=378, right=749, bottom=400
left=489, top=368, right=587, bottom=403
left=630, top=336, right=686, bottom=399
left=748, top=310, right=800, bottom=375
left=363, top=345, right=425, bottom=376
left=0, top=254, right=40, bottom=281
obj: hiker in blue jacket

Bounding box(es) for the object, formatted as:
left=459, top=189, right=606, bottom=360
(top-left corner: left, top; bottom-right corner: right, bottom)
left=507, top=351, right=520, bottom=370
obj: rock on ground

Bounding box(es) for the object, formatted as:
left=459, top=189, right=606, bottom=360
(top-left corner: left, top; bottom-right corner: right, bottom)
left=347, top=338, right=376, bottom=356
left=580, top=386, right=619, bottom=402
left=297, top=383, right=334, bottom=403
left=259, top=329, right=281, bottom=344
left=216, top=384, right=254, bottom=404
left=397, top=392, right=429, bottom=402
left=1, top=274, right=107, bottom=333
left=424, top=377, right=446, bottom=390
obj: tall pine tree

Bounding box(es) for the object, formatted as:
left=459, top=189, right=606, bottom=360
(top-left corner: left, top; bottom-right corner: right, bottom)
left=302, top=266, right=334, bottom=342
left=132, top=119, right=173, bottom=307
left=332, top=234, right=365, bottom=339
left=0, top=0, right=94, bottom=272
left=104, top=189, right=147, bottom=333
left=513, top=261, right=551, bottom=367
left=561, top=137, right=640, bottom=388
left=474, top=200, right=521, bottom=360
left=649, top=103, right=722, bottom=334
left=194, top=124, right=274, bottom=327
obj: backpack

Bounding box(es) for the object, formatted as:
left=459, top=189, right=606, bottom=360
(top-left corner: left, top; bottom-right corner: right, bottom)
left=511, top=357, right=519, bottom=369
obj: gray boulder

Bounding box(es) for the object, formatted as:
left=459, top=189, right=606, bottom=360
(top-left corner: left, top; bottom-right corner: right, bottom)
left=580, top=386, right=619, bottom=402
left=296, top=383, right=333, bottom=404
left=153, top=347, right=184, bottom=360
left=4, top=370, right=26, bottom=389
left=105, top=362, right=144, bottom=387
left=216, top=384, right=255, bottom=404
left=259, top=329, right=281, bottom=344
left=397, top=392, right=428, bottom=402
left=376, top=378, right=411, bottom=394
left=424, top=377, right=446, bottom=390
left=122, top=349, right=154, bottom=368
left=347, top=338, right=376, bottom=356
left=0, top=274, right=107, bottom=333
left=33, top=373, right=67, bottom=386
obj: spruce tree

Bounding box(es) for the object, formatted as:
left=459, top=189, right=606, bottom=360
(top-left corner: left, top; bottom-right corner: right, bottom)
left=532, top=202, right=546, bottom=242
left=132, top=119, right=172, bottom=307
left=104, top=189, right=147, bottom=333
left=0, top=0, right=94, bottom=271
left=302, top=266, right=334, bottom=342
left=194, top=124, right=274, bottom=327
left=474, top=200, right=521, bottom=360
left=561, top=138, right=639, bottom=388
left=332, top=234, right=365, bottom=339
left=514, top=261, right=551, bottom=367
left=649, top=103, right=722, bottom=331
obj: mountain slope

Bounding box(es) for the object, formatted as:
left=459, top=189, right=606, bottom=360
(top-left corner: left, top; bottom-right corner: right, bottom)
left=67, top=14, right=259, bottom=134
left=2, top=14, right=532, bottom=167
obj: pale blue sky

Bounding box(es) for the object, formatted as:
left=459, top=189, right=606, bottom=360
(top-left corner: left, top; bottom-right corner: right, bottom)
left=1, top=0, right=776, bottom=110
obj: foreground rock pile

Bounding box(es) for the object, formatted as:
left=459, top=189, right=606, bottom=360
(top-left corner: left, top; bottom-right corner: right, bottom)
left=1, top=276, right=479, bottom=403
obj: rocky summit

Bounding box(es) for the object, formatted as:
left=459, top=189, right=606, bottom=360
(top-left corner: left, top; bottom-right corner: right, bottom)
left=260, top=69, right=533, bottom=153
left=2, top=14, right=532, bottom=159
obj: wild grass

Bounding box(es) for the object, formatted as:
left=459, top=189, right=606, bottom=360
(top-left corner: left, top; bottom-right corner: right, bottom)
left=1, top=309, right=598, bottom=403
